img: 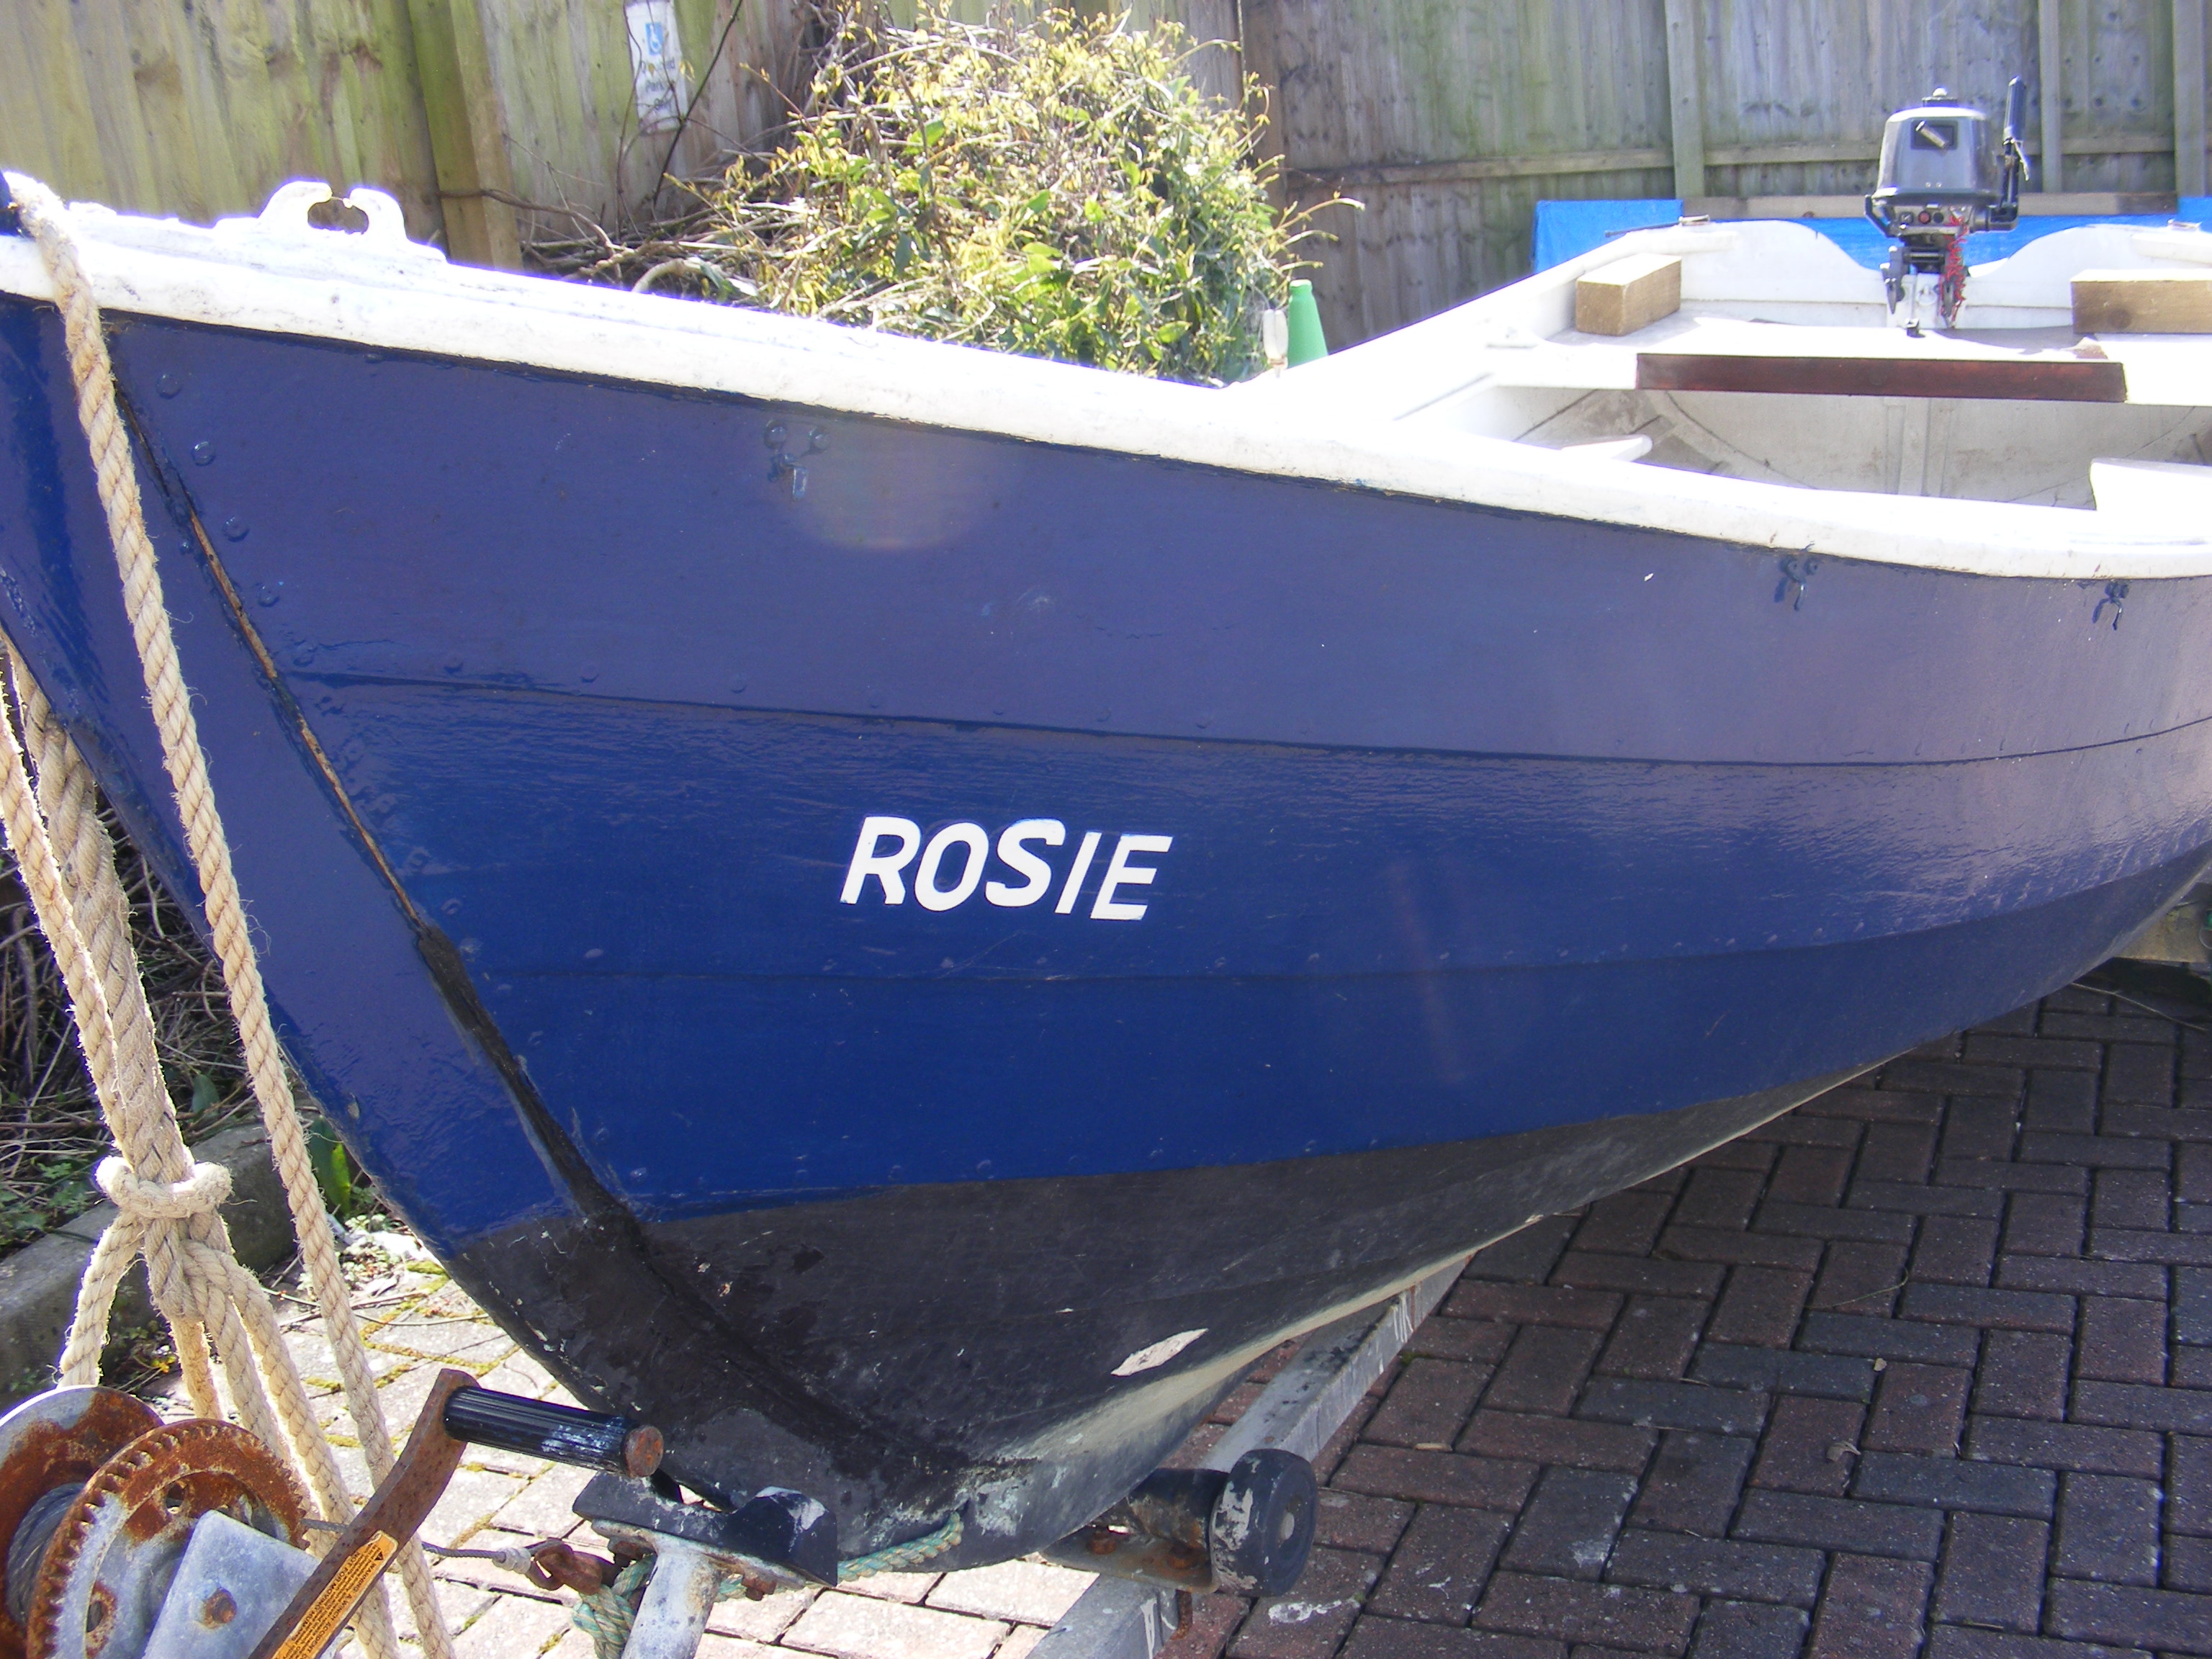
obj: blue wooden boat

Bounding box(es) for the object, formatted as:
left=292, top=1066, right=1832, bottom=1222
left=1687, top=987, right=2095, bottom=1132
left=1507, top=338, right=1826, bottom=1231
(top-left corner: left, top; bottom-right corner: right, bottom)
left=4, top=175, right=2211, bottom=1572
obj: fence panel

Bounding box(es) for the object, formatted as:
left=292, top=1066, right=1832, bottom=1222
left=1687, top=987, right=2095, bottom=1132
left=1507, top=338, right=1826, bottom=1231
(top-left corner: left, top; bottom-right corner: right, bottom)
left=1247, top=0, right=1673, bottom=344
left=1694, top=0, right=2175, bottom=198
left=1250, top=0, right=2206, bottom=346
left=3, top=0, right=444, bottom=238
left=4, top=0, right=2202, bottom=340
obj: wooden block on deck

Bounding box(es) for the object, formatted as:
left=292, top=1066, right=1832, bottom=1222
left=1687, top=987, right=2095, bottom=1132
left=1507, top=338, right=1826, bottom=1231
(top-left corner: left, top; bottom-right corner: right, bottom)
left=2073, top=269, right=2212, bottom=334
left=1575, top=255, right=1683, bottom=337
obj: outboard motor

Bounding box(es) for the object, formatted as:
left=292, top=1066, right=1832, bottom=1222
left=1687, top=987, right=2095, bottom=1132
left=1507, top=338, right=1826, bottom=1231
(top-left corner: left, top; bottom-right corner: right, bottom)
left=1866, top=78, right=2031, bottom=330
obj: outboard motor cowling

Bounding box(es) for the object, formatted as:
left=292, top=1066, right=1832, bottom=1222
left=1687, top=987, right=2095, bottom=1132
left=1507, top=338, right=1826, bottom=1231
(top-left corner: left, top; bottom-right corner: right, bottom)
left=1865, top=78, right=2031, bottom=329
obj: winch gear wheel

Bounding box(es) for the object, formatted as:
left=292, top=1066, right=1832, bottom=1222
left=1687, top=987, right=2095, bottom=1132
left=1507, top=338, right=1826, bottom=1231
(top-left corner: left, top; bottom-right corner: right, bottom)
left=23, top=1419, right=305, bottom=1659
left=0, top=1389, right=161, bottom=1659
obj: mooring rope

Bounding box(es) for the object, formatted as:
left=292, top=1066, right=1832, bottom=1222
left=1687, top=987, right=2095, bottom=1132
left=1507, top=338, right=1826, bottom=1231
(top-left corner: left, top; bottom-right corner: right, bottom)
left=573, top=1557, right=655, bottom=1659
left=4, top=173, right=454, bottom=1659
left=838, top=1514, right=965, bottom=1580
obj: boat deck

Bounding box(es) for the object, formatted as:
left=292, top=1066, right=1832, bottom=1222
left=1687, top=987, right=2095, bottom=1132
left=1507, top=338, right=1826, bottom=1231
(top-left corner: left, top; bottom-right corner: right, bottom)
left=241, top=977, right=2211, bottom=1659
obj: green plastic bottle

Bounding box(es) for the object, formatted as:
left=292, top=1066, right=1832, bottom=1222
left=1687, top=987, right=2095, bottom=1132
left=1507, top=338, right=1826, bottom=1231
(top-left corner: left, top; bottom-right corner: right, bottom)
left=1285, top=279, right=1328, bottom=365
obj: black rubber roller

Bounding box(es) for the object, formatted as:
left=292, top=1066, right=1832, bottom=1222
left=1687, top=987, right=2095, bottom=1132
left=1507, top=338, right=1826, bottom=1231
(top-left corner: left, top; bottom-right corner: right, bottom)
left=1208, top=1449, right=1318, bottom=1597
left=441, top=1386, right=663, bottom=1477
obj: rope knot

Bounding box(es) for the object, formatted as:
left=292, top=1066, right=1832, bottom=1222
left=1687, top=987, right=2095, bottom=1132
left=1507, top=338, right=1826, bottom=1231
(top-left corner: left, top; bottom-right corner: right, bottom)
left=10, top=170, right=449, bottom=1659
left=96, top=1154, right=231, bottom=1220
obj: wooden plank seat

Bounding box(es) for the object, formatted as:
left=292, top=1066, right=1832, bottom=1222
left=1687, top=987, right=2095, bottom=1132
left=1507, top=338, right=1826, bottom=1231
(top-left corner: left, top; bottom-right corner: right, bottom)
left=1479, top=315, right=2171, bottom=403
left=1635, top=350, right=2129, bottom=400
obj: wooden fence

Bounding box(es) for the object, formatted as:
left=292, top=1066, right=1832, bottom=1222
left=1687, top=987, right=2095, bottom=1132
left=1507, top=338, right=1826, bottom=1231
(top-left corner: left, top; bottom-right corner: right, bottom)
left=3, top=1, right=2206, bottom=345
left=4, top=0, right=821, bottom=266
left=0, top=0, right=1234, bottom=269
left=1254, top=0, right=2212, bottom=343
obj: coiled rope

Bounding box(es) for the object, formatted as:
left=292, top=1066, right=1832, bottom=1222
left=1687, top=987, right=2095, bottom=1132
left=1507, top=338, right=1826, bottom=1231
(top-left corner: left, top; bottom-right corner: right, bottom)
left=573, top=1557, right=655, bottom=1659
left=838, top=1514, right=966, bottom=1580
left=3, top=174, right=454, bottom=1659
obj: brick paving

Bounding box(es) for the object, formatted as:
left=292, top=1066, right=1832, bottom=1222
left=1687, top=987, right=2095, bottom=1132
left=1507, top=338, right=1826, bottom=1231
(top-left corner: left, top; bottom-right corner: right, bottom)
left=266, top=978, right=2212, bottom=1658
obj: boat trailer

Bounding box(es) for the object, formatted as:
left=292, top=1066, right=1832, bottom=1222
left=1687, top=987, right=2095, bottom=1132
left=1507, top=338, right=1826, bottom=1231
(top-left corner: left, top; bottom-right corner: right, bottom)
left=0, top=1256, right=1462, bottom=1659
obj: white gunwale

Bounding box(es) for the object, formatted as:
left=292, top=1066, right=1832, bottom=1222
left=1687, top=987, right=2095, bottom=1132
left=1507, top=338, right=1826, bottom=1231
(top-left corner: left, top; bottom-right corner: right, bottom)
left=4, top=177, right=2211, bottom=582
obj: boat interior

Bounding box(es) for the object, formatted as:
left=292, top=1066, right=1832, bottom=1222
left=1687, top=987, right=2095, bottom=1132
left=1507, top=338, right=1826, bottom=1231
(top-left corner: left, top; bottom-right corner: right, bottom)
left=1267, top=217, right=2212, bottom=519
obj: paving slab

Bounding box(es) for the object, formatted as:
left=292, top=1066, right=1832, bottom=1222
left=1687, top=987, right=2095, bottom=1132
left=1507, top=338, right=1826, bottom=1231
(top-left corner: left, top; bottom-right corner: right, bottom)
left=927, top=1562, right=1094, bottom=1624
left=784, top=1592, right=1010, bottom=1659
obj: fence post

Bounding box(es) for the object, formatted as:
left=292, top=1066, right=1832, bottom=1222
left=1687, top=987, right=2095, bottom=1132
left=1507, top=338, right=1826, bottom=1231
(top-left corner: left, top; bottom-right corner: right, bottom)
left=2041, top=0, right=2066, bottom=192
left=1663, top=0, right=1705, bottom=201
left=405, top=0, right=521, bottom=267
left=1238, top=0, right=1290, bottom=215
left=2179, top=0, right=2208, bottom=197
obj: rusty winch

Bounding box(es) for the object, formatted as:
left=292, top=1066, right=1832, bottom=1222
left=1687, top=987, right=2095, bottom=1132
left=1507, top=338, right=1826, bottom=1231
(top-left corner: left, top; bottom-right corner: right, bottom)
left=0, top=1376, right=665, bottom=1659
left=0, top=1387, right=297, bottom=1659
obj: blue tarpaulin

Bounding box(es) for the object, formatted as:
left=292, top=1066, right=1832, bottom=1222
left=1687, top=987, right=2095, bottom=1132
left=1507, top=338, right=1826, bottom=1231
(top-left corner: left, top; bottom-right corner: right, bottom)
left=1532, top=197, right=2212, bottom=274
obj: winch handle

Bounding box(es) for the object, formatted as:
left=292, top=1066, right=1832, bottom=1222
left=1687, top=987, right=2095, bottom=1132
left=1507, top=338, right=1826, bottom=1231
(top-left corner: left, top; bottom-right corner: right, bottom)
left=247, top=1369, right=475, bottom=1659
left=246, top=1374, right=669, bottom=1659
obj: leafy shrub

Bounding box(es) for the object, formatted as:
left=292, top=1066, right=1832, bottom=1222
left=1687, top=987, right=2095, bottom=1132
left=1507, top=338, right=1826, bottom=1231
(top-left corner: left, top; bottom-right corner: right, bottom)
left=678, top=6, right=1312, bottom=385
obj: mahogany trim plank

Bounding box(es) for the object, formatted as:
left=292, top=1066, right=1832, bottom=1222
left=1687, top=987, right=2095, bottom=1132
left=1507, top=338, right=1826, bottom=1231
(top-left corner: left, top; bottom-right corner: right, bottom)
left=1635, top=351, right=2129, bottom=401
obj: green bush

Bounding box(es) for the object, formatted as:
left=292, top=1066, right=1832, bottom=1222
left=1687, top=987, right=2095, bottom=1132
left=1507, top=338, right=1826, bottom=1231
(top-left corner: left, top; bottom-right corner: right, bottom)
left=683, top=6, right=1312, bottom=385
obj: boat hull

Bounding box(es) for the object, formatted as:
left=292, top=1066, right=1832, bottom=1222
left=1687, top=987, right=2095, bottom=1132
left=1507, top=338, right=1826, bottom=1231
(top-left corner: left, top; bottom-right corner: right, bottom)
left=3, top=291, right=2211, bottom=1557
left=456, top=1067, right=1866, bottom=1564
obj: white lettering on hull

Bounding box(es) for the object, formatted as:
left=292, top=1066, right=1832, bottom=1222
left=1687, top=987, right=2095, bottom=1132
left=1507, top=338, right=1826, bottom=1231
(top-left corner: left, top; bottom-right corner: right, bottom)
left=839, top=817, right=1173, bottom=920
